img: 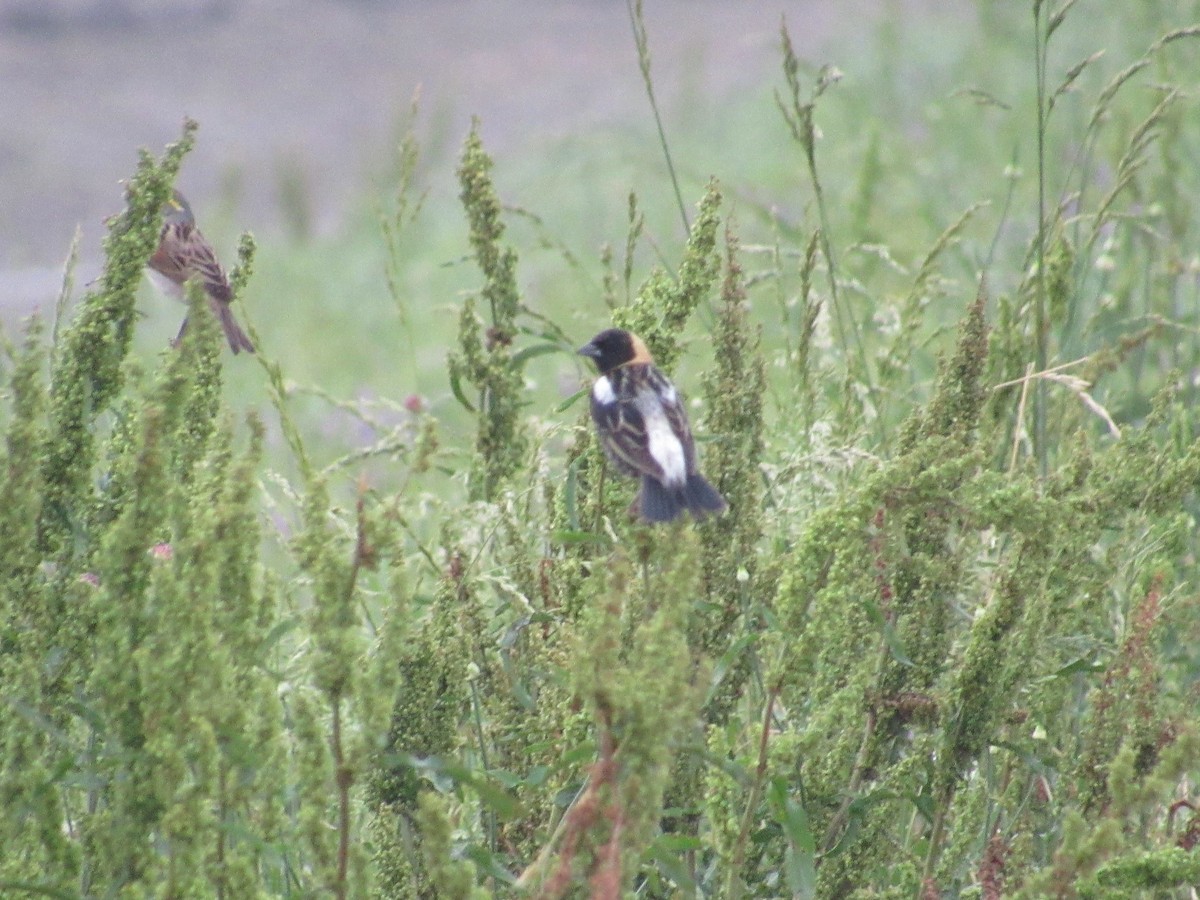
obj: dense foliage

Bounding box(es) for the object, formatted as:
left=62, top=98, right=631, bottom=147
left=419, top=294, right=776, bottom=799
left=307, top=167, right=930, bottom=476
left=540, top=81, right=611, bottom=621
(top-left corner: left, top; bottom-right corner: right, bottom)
left=3, top=3, right=1200, bottom=897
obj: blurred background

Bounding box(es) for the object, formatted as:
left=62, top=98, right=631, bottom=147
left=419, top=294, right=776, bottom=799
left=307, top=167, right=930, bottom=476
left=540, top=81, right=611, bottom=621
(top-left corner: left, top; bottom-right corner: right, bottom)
left=0, top=0, right=953, bottom=453
left=1, top=0, right=940, bottom=312
left=4, top=0, right=1192, bottom=478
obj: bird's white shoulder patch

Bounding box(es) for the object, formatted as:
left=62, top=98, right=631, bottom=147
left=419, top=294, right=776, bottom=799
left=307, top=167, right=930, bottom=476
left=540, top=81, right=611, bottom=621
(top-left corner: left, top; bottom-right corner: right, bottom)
left=660, top=383, right=677, bottom=405
left=592, top=376, right=616, bottom=405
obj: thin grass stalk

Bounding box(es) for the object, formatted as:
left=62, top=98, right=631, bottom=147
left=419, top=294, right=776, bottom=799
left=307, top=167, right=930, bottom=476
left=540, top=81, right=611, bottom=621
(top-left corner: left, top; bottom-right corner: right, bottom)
left=726, top=683, right=781, bottom=900
left=627, top=0, right=690, bottom=234
left=379, top=89, right=427, bottom=389
left=776, top=21, right=886, bottom=450
left=50, top=227, right=81, bottom=373
left=821, top=636, right=889, bottom=853
left=332, top=697, right=350, bottom=900
left=1032, top=1, right=1050, bottom=478
left=468, top=676, right=498, bottom=854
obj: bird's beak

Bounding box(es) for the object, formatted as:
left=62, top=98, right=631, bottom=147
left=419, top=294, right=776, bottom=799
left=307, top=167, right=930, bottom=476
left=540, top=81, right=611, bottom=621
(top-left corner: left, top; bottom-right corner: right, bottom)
left=577, top=342, right=601, bottom=360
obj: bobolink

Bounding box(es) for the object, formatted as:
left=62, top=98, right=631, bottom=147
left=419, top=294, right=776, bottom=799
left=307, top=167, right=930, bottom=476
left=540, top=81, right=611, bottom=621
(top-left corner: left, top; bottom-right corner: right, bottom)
left=578, top=328, right=726, bottom=523
left=147, top=190, right=255, bottom=354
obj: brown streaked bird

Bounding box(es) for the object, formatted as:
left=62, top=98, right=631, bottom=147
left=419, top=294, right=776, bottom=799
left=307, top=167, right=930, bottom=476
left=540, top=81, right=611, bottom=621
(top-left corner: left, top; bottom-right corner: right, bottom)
left=147, top=190, right=254, bottom=354
left=578, top=327, right=727, bottom=524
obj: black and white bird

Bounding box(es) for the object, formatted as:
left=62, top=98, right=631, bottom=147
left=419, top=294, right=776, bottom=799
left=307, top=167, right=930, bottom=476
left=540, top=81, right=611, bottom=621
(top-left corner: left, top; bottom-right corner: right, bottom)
left=578, top=328, right=727, bottom=523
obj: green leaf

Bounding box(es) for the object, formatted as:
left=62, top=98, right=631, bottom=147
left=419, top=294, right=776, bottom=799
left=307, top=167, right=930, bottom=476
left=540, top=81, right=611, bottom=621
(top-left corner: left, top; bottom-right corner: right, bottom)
left=559, top=742, right=598, bottom=766
left=823, top=789, right=904, bottom=857
left=862, top=598, right=913, bottom=667
left=554, top=385, right=589, bottom=413
left=563, top=455, right=580, bottom=530
left=510, top=341, right=565, bottom=367
left=645, top=835, right=698, bottom=892
left=462, top=844, right=518, bottom=884
left=498, top=649, right=537, bottom=712
left=769, top=778, right=816, bottom=898
left=448, top=363, right=476, bottom=412
left=258, top=615, right=302, bottom=659
left=554, top=781, right=586, bottom=808
left=449, top=769, right=521, bottom=819
left=0, top=881, right=78, bottom=899
left=706, top=633, right=758, bottom=705
left=1053, top=655, right=1103, bottom=677
left=551, top=529, right=606, bottom=546
left=393, top=755, right=522, bottom=820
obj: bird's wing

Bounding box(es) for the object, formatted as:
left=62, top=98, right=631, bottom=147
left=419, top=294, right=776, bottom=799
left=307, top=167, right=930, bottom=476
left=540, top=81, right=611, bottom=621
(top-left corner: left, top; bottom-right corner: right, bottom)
left=649, top=369, right=698, bottom=473
left=591, top=384, right=663, bottom=481
left=176, top=224, right=233, bottom=302
left=153, top=221, right=232, bottom=303
left=147, top=222, right=190, bottom=283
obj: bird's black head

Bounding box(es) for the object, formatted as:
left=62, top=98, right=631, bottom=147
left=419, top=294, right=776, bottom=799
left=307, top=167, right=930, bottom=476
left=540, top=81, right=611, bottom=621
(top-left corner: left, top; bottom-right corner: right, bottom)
left=578, top=328, right=651, bottom=374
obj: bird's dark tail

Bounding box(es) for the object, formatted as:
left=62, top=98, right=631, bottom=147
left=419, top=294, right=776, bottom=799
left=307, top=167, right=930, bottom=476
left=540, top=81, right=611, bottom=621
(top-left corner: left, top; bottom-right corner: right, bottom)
left=682, top=473, right=727, bottom=518
left=640, top=477, right=685, bottom=523
left=639, top=473, right=727, bottom=523
left=214, top=301, right=255, bottom=354
left=174, top=302, right=255, bottom=355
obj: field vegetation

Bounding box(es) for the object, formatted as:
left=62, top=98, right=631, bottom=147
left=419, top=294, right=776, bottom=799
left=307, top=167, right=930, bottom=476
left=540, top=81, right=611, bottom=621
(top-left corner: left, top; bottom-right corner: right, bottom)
left=3, top=1, right=1200, bottom=896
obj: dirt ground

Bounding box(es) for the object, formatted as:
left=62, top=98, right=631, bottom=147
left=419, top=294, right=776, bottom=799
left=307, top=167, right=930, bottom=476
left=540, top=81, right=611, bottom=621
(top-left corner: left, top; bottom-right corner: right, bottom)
left=0, top=0, right=942, bottom=320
